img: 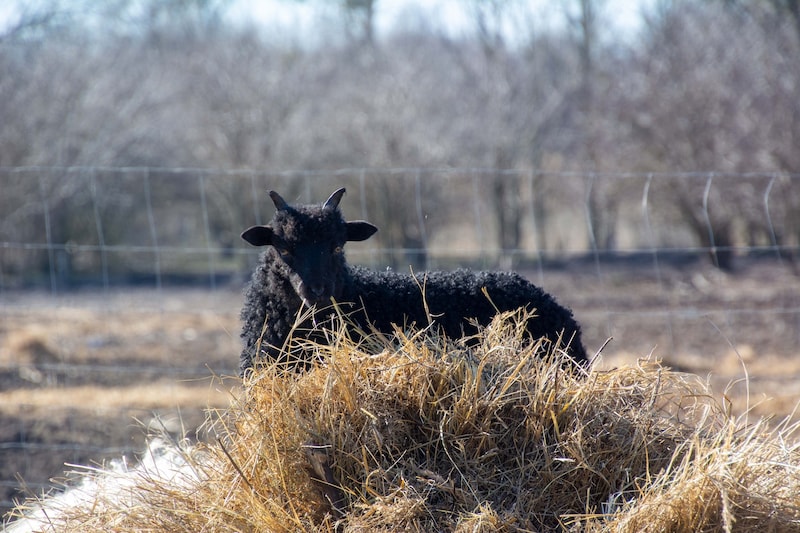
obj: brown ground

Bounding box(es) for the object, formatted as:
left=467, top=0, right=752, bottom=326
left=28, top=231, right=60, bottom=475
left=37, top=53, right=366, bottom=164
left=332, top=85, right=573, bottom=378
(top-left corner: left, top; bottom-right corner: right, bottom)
left=1, top=256, right=799, bottom=518
left=0, top=289, right=242, bottom=515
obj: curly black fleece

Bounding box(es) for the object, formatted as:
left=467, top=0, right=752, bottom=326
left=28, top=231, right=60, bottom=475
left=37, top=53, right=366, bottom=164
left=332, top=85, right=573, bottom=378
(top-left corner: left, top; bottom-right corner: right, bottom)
left=239, top=194, right=588, bottom=376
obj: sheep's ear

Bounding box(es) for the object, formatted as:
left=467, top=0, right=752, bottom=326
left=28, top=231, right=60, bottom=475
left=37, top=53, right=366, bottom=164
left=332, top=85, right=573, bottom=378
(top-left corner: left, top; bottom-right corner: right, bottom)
left=241, top=225, right=275, bottom=247
left=346, top=221, right=378, bottom=242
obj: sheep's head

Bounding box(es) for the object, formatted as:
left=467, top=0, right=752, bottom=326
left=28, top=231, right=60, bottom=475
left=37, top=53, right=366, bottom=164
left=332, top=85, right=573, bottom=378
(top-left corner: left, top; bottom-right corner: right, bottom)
left=242, top=188, right=378, bottom=308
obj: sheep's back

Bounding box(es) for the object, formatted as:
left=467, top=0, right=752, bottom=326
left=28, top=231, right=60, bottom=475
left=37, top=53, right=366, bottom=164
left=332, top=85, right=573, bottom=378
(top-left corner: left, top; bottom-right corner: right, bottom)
left=342, top=266, right=585, bottom=361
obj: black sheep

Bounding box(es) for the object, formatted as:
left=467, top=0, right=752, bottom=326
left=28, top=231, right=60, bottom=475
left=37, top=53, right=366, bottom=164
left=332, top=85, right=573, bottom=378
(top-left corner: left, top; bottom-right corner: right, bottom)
left=239, top=187, right=588, bottom=376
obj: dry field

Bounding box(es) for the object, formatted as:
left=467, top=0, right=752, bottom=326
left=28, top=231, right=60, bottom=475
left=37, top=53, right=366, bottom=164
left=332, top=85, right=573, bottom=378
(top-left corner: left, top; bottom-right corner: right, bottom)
left=0, top=289, right=242, bottom=515
left=1, top=256, right=799, bottom=520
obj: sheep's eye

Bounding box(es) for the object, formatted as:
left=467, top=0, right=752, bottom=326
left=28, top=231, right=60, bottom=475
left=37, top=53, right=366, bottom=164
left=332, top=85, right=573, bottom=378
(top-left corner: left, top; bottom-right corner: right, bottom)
left=333, top=246, right=343, bottom=254
left=279, top=248, right=291, bottom=258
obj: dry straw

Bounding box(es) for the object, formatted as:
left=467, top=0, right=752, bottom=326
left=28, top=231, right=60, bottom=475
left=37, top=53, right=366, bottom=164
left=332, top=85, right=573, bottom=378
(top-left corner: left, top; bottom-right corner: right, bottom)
left=8, top=310, right=800, bottom=532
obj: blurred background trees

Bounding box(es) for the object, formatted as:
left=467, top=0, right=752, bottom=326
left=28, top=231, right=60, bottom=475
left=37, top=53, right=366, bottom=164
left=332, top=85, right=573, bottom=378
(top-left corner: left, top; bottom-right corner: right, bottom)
left=0, top=0, right=798, bottom=283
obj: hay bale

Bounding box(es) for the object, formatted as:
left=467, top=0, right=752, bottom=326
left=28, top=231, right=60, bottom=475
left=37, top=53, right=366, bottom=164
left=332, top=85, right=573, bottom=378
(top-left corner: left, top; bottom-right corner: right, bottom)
left=7, top=310, right=800, bottom=532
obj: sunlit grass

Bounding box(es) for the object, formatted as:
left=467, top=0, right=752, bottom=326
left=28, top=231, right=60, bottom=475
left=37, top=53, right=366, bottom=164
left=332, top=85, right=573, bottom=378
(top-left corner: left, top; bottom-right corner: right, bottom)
left=0, top=382, right=233, bottom=413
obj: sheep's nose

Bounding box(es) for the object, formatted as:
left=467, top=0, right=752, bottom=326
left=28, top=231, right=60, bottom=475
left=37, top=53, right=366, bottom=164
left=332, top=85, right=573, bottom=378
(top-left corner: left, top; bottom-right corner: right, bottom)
left=309, top=284, right=326, bottom=298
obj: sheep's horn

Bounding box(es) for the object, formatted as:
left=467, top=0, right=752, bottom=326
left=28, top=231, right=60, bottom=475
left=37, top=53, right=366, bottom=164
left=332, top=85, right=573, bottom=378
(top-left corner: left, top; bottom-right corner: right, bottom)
left=323, top=188, right=346, bottom=210
left=269, top=191, right=289, bottom=211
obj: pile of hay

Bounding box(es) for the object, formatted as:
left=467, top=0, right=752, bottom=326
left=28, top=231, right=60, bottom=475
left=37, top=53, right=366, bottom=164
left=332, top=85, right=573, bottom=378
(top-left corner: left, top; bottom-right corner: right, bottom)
left=7, top=311, right=800, bottom=532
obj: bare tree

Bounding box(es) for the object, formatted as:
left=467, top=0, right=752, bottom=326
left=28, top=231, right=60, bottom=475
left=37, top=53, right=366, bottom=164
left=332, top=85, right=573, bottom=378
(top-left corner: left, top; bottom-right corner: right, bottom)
left=439, top=1, right=591, bottom=265
left=609, top=2, right=800, bottom=268
left=3, top=0, right=798, bottom=281
left=342, top=0, right=376, bottom=44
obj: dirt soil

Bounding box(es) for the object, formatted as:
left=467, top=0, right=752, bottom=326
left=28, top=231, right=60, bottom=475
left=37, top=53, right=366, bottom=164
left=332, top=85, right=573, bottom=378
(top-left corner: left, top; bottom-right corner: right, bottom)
left=0, top=289, right=241, bottom=515
left=1, top=256, right=799, bottom=518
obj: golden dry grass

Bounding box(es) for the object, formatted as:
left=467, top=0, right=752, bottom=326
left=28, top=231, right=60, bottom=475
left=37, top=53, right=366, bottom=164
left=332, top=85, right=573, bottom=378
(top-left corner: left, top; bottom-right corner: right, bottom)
left=0, top=302, right=239, bottom=367
left=0, top=382, right=232, bottom=414
left=8, top=311, right=800, bottom=532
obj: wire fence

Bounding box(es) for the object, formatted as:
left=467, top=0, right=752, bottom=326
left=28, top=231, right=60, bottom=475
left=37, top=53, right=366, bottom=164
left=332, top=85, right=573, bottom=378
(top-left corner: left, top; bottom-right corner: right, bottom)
left=2, top=167, right=800, bottom=514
